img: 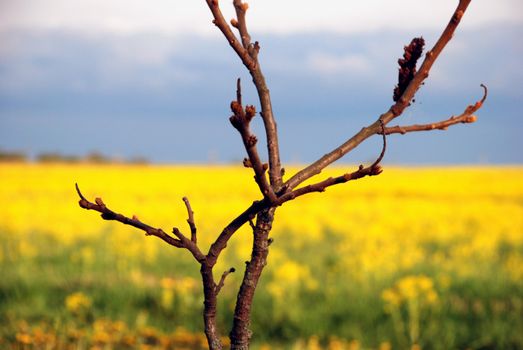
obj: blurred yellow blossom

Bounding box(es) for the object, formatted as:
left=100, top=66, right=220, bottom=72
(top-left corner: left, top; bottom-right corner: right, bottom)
left=381, top=289, right=401, bottom=310
left=15, top=332, right=33, bottom=345
left=267, top=260, right=317, bottom=300
left=1, top=164, right=522, bottom=349
left=384, top=275, right=439, bottom=307
left=65, top=292, right=92, bottom=315
left=379, top=341, right=392, bottom=350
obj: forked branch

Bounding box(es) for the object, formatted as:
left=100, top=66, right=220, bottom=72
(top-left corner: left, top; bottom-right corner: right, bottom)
left=385, top=0, right=473, bottom=121
left=284, top=0, right=475, bottom=191
left=381, top=84, right=487, bottom=135
left=183, top=196, right=198, bottom=243
left=206, top=199, right=266, bottom=266
left=75, top=183, right=205, bottom=262
left=230, top=79, right=277, bottom=202
left=232, top=0, right=252, bottom=49
left=206, top=0, right=283, bottom=189
left=276, top=121, right=387, bottom=204
left=206, top=0, right=255, bottom=70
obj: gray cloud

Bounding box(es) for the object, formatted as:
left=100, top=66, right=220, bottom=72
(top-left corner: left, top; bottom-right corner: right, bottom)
left=1, top=0, right=521, bottom=35
left=0, top=24, right=521, bottom=163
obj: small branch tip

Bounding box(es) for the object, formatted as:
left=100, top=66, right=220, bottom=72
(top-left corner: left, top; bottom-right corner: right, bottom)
left=480, top=84, right=488, bottom=103
left=243, top=158, right=253, bottom=168
left=216, top=267, right=236, bottom=294
left=75, top=183, right=87, bottom=201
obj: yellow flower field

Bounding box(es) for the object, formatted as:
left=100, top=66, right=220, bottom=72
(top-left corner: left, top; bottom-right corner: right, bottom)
left=0, top=163, right=522, bottom=349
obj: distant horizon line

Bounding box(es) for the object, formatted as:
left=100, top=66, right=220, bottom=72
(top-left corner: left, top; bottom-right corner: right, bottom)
left=1, top=160, right=521, bottom=168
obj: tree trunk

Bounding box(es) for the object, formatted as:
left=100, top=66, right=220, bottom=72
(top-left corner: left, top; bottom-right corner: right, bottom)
left=201, top=263, right=223, bottom=350
left=229, top=208, right=275, bottom=349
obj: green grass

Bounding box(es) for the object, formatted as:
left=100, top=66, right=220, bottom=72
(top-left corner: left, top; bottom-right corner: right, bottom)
left=1, top=228, right=522, bottom=349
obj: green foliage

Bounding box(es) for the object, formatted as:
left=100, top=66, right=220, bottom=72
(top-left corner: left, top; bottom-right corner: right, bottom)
left=1, top=228, right=522, bottom=349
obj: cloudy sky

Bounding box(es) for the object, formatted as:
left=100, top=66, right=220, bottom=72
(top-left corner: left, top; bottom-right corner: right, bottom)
left=2, top=0, right=521, bottom=34
left=1, top=1, right=522, bottom=164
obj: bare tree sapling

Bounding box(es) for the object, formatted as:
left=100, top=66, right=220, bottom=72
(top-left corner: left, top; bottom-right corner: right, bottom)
left=76, top=1, right=486, bottom=349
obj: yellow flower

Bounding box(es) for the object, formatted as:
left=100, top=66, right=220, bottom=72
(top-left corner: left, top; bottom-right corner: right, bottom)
left=416, top=276, right=434, bottom=292
left=381, top=288, right=401, bottom=312
left=426, top=290, right=439, bottom=305
left=307, top=335, right=321, bottom=350
left=267, top=260, right=318, bottom=301
left=65, top=292, right=92, bottom=314
left=397, top=276, right=420, bottom=300
left=161, top=288, right=174, bottom=310
left=161, top=277, right=176, bottom=289
left=328, top=337, right=345, bottom=350
left=15, top=332, right=33, bottom=345
left=92, top=330, right=111, bottom=344
left=379, top=341, right=392, bottom=350
left=382, top=275, right=439, bottom=312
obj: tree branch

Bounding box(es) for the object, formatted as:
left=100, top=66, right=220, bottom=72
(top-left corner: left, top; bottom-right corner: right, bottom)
left=206, top=0, right=255, bottom=69
left=216, top=267, right=236, bottom=295
left=76, top=183, right=182, bottom=247
left=382, top=84, right=487, bottom=135
left=76, top=184, right=205, bottom=262
left=206, top=199, right=266, bottom=267
left=232, top=0, right=251, bottom=49
left=284, top=0, right=474, bottom=191
left=393, top=37, right=425, bottom=103
left=230, top=208, right=274, bottom=349
left=277, top=121, right=387, bottom=204
left=171, top=227, right=206, bottom=263
left=200, top=264, right=223, bottom=350
left=384, top=0, right=473, bottom=121
left=183, top=196, right=197, bottom=243
left=230, top=79, right=277, bottom=203
left=205, top=0, right=283, bottom=190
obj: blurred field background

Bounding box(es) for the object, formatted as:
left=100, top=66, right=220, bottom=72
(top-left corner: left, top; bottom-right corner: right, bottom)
left=1, top=164, right=522, bottom=349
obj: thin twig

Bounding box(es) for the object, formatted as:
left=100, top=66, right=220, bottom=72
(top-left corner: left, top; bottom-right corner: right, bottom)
left=205, top=0, right=283, bottom=190
left=171, top=227, right=206, bottom=262
left=76, top=183, right=183, bottom=248
left=383, top=115, right=475, bottom=135
left=205, top=0, right=255, bottom=69
left=183, top=196, right=197, bottom=243
left=373, top=119, right=387, bottom=167
left=230, top=79, right=277, bottom=203
left=276, top=122, right=387, bottom=204
left=215, top=267, right=236, bottom=295
left=233, top=0, right=251, bottom=49
left=76, top=184, right=206, bottom=262
left=236, top=77, right=242, bottom=106
left=381, top=84, right=486, bottom=135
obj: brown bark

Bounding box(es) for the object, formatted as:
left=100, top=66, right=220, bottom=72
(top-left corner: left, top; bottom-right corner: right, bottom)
left=205, top=0, right=283, bottom=190
left=201, top=263, right=223, bottom=350
left=381, top=84, right=487, bottom=135
left=230, top=79, right=277, bottom=202
left=230, top=208, right=275, bottom=350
